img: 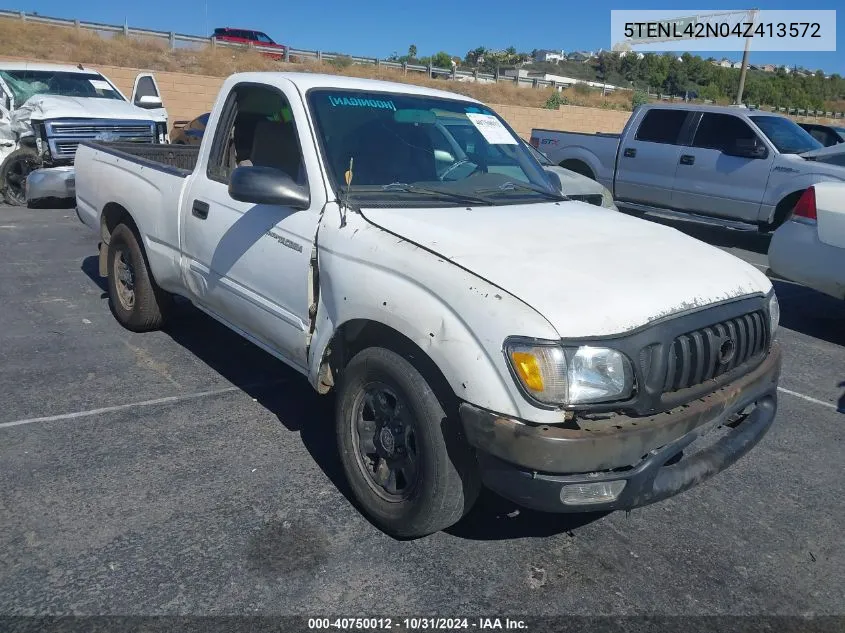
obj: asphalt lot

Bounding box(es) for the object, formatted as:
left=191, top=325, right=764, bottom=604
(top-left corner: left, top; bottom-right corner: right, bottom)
left=1, top=203, right=844, bottom=618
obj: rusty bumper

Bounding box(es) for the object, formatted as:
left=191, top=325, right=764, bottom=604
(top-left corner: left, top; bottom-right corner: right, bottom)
left=460, top=343, right=781, bottom=512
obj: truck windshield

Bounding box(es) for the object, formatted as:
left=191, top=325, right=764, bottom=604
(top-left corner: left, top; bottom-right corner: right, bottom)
left=750, top=115, right=822, bottom=154
left=307, top=89, right=560, bottom=207
left=0, top=70, right=124, bottom=106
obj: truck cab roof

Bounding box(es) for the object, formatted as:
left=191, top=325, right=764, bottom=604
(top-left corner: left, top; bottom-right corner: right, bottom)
left=637, top=102, right=786, bottom=119
left=226, top=71, right=483, bottom=103
left=0, top=61, right=98, bottom=74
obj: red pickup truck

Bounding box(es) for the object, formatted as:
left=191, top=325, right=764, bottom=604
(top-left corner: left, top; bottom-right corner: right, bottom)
left=212, top=27, right=286, bottom=60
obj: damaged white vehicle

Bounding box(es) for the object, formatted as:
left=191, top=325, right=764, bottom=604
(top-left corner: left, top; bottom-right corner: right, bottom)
left=0, top=62, right=168, bottom=206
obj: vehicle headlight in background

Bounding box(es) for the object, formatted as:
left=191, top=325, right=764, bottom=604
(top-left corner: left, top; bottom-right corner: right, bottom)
left=769, top=293, right=780, bottom=335
left=601, top=188, right=618, bottom=211
left=505, top=340, right=633, bottom=406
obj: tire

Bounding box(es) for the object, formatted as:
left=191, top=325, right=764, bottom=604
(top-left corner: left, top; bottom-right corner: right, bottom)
left=106, top=223, right=173, bottom=332
left=0, top=148, right=40, bottom=207
left=336, top=347, right=480, bottom=538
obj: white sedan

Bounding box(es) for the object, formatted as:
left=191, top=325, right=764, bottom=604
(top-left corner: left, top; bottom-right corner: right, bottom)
left=768, top=182, right=845, bottom=300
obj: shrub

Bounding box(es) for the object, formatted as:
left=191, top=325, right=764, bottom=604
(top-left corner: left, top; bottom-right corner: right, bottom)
left=631, top=89, right=649, bottom=109
left=544, top=92, right=569, bottom=109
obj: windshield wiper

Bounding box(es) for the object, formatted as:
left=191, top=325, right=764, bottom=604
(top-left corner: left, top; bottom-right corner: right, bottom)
left=379, top=182, right=494, bottom=206
left=474, top=181, right=566, bottom=201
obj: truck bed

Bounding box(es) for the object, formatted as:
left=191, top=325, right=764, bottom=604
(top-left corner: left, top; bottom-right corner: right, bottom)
left=82, top=141, right=200, bottom=176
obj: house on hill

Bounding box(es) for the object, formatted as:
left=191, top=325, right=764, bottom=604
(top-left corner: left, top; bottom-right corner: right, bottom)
left=567, top=51, right=593, bottom=62
left=534, top=49, right=565, bottom=63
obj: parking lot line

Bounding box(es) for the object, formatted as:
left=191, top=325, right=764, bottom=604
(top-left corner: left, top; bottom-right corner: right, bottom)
left=777, top=387, right=838, bottom=411
left=0, top=381, right=285, bottom=430
left=1, top=381, right=834, bottom=432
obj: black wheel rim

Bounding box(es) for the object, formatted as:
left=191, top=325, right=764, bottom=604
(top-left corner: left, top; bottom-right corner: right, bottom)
left=3, top=156, right=35, bottom=205
left=351, top=382, right=419, bottom=502
left=113, top=248, right=136, bottom=310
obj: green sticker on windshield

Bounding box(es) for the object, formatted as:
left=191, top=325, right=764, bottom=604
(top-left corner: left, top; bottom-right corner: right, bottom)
left=329, top=96, right=396, bottom=111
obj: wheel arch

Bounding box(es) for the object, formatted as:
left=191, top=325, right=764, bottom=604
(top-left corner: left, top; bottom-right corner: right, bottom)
left=318, top=318, right=457, bottom=409
left=770, top=189, right=806, bottom=229
left=559, top=159, right=595, bottom=180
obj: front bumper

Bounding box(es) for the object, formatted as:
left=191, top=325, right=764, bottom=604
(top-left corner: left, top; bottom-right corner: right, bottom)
left=461, top=343, right=781, bottom=513
left=25, top=166, right=75, bottom=203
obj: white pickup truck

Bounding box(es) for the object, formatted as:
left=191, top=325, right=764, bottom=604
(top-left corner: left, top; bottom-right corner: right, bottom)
left=0, top=62, right=168, bottom=206
left=532, top=104, right=845, bottom=231
left=75, top=72, right=782, bottom=538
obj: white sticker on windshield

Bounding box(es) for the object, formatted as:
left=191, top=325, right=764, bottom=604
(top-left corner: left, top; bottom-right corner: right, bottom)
left=465, top=113, right=517, bottom=145
left=89, top=79, right=114, bottom=91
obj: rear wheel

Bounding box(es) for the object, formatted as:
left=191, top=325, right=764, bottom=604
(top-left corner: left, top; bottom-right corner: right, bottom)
left=106, top=223, right=173, bottom=331
left=336, top=347, right=479, bottom=538
left=0, top=148, right=40, bottom=206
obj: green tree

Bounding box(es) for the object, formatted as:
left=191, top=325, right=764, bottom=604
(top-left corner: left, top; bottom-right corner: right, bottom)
left=429, top=51, right=453, bottom=69
left=408, top=44, right=417, bottom=60
left=464, top=47, right=487, bottom=67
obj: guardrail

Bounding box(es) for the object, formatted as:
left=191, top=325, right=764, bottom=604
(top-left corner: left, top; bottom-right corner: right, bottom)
left=2, top=8, right=843, bottom=117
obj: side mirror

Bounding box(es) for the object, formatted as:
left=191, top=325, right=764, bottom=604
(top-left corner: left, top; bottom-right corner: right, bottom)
left=135, top=95, right=163, bottom=109
left=724, top=138, right=769, bottom=159
left=229, top=166, right=310, bottom=209
left=544, top=168, right=563, bottom=192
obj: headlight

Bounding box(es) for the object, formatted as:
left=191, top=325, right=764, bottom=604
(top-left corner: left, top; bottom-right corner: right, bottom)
left=601, top=188, right=618, bottom=211
left=506, top=342, right=568, bottom=405
left=568, top=346, right=633, bottom=404
left=768, top=292, right=780, bottom=335
left=505, top=340, right=633, bottom=406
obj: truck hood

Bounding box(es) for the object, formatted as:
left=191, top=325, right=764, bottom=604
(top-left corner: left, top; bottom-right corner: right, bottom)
left=360, top=201, right=772, bottom=337
left=12, top=95, right=158, bottom=124
left=801, top=143, right=845, bottom=167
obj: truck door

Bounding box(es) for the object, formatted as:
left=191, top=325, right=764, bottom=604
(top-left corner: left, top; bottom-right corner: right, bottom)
left=670, top=112, right=774, bottom=223
left=614, top=108, right=691, bottom=208
left=179, top=82, right=322, bottom=370
left=131, top=73, right=169, bottom=139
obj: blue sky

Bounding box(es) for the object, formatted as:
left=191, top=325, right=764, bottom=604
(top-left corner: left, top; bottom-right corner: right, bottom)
left=14, top=0, right=845, bottom=75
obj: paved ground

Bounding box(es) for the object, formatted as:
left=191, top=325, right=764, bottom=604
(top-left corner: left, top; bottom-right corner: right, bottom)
left=0, top=204, right=843, bottom=618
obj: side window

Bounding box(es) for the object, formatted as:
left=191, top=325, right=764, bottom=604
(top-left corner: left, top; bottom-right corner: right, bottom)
left=134, top=76, right=157, bottom=99
left=634, top=109, right=689, bottom=144
left=806, top=127, right=831, bottom=146
left=692, top=113, right=757, bottom=152
left=207, top=84, right=306, bottom=187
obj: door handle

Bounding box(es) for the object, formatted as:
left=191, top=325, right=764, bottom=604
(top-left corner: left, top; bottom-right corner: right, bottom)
left=680, top=154, right=695, bottom=165
left=623, top=148, right=637, bottom=158
left=192, top=200, right=209, bottom=220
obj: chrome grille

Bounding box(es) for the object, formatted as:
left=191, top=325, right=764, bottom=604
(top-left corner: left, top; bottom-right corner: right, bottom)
left=54, top=141, right=80, bottom=156
left=664, top=311, right=769, bottom=392
left=49, top=123, right=154, bottom=136
left=45, top=118, right=156, bottom=160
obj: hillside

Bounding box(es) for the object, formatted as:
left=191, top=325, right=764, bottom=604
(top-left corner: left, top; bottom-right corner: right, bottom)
left=0, top=19, right=632, bottom=111
left=525, top=54, right=845, bottom=113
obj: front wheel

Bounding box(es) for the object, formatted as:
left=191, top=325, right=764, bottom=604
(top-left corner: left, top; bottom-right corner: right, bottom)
left=336, top=347, right=479, bottom=538
left=0, top=148, right=40, bottom=206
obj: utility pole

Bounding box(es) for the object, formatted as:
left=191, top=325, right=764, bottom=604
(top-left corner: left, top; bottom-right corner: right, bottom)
left=735, top=8, right=758, bottom=105
left=735, top=39, right=750, bottom=104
